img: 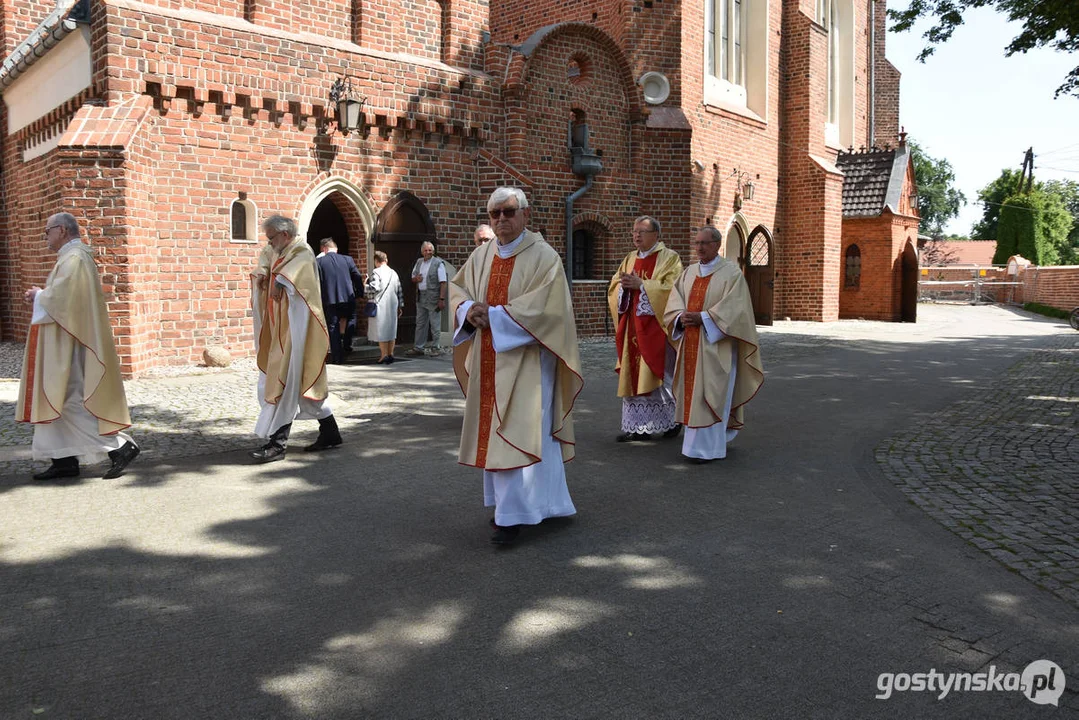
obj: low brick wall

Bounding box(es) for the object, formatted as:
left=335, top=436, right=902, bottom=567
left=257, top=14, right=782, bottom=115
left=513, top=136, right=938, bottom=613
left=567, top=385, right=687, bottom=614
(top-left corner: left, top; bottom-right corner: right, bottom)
left=1019, top=266, right=1079, bottom=311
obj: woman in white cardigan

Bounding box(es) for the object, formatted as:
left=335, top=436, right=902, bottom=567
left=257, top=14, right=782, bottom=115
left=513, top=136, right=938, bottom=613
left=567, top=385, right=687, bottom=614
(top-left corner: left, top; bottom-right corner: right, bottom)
left=365, top=251, right=404, bottom=364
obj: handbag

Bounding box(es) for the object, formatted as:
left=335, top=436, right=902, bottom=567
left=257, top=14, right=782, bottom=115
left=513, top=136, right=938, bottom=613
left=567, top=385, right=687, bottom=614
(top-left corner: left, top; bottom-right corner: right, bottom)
left=363, top=270, right=391, bottom=318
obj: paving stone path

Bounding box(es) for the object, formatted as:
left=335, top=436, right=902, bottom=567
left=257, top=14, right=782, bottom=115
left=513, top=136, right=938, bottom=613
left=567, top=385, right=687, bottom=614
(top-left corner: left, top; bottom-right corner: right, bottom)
left=876, top=330, right=1079, bottom=608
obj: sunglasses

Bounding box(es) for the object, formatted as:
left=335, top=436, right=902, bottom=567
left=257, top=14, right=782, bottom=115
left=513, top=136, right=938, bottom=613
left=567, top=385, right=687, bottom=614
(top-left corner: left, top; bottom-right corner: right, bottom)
left=488, top=207, right=519, bottom=219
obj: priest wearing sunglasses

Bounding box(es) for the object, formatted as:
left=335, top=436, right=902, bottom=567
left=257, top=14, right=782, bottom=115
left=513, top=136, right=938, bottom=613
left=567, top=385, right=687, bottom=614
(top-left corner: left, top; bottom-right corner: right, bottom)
left=450, top=188, right=583, bottom=546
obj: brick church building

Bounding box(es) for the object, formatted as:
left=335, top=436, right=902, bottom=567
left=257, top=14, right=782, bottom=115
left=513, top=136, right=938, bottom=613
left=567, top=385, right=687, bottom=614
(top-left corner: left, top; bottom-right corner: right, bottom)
left=0, top=0, right=918, bottom=375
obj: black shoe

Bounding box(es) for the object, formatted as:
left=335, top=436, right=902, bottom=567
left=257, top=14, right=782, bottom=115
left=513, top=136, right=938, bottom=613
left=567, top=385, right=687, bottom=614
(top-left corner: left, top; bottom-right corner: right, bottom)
left=684, top=456, right=715, bottom=465
left=663, top=424, right=683, bottom=439
left=304, top=416, right=343, bottom=452
left=616, top=432, right=649, bottom=443
left=102, top=441, right=140, bottom=479
left=33, top=458, right=80, bottom=481
left=490, top=525, right=521, bottom=545
left=250, top=443, right=287, bottom=462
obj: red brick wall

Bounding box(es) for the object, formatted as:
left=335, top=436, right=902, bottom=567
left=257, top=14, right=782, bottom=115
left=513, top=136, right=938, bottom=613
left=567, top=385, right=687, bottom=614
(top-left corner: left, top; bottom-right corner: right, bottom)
left=1019, top=266, right=1079, bottom=311
left=839, top=214, right=917, bottom=320
left=1, top=0, right=56, bottom=56
left=871, top=0, right=900, bottom=147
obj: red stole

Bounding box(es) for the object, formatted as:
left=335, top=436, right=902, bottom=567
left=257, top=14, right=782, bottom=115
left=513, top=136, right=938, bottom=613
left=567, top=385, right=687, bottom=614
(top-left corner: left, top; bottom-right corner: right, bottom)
left=475, top=254, right=517, bottom=468
left=615, top=253, right=667, bottom=394
left=682, top=274, right=712, bottom=425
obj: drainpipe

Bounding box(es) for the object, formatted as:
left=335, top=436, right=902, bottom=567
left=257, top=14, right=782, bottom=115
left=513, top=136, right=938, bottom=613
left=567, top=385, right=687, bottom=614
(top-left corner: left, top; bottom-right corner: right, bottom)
left=868, top=0, right=876, bottom=146
left=564, top=175, right=593, bottom=285
left=565, top=117, right=603, bottom=286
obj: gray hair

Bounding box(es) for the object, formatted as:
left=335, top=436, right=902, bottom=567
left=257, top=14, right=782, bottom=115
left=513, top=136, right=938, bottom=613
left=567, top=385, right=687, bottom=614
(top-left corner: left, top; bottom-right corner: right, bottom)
left=319, top=237, right=337, bottom=249
left=635, top=215, right=661, bottom=235
left=373, top=250, right=388, bottom=264
left=474, top=224, right=496, bottom=241
left=50, top=212, right=80, bottom=238
left=697, top=226, right=723, bottom=244
left=421, top=241, right=435, bottom=252
left=487, top=187, right=529, bottom=212
left=262, top=214, right=298, bottom=239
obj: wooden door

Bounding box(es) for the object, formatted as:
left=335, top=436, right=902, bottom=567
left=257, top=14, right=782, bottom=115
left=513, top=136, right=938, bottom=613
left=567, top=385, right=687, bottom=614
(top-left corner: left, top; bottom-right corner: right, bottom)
left=373, top=191, right=437, bottom=344
left=744, top=225, right=774, bottom=326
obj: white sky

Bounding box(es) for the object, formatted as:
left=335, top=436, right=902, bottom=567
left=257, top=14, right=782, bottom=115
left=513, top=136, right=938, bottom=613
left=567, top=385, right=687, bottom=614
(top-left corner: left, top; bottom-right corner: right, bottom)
left=884, top=4, right=1079, bottom=236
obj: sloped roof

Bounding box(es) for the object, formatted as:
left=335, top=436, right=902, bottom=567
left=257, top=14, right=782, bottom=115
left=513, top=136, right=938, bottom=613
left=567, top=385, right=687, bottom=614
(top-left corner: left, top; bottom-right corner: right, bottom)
left=932, top=240, right=998, bottom=265
left=0, top=0, right=89, bottom=89
left=835, top=144, right=912, bottom=218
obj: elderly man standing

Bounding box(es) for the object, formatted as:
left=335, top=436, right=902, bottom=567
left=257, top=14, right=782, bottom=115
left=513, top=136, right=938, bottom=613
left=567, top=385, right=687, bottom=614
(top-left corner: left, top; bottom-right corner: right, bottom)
left=665, top=226, right=764, bottom=464
left=450, top=188, right=583, bottom=545
left=16, top=212, right=139, bottom=481
left=473, top=224, right=496, bottom=246
left=607, top=216, right=683, bottom=442
left=407, top=241, right=448, bottom=356
left=251, top=215, right=342, bottom=462
left=316, top=238, right=364, bottom=364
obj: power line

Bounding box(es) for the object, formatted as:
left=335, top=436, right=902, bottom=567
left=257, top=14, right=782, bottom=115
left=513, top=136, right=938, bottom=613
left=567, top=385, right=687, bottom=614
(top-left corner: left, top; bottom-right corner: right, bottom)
left=1037, top=141, right=1079, bottom=158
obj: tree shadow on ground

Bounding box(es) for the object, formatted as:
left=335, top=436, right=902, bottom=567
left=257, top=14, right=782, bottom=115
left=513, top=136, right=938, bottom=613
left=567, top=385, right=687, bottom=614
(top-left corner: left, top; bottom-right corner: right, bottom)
left=1, top=315, right=1077, bottom=717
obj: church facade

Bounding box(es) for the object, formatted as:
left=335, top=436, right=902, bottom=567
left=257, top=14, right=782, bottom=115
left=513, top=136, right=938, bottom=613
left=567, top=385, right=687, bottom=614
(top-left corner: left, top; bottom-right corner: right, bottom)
left=0, top=0, right=916, bottom=375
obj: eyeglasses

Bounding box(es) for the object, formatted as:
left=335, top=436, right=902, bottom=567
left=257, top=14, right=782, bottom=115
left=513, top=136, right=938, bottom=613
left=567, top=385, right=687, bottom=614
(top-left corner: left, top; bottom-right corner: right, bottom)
left=632, top=229, right=657, bottom=236
left=44, top=225, right=62, bottom=234
left=691, top=240, right=720, bottom=247
left=488, top=207, right=519, bottom=220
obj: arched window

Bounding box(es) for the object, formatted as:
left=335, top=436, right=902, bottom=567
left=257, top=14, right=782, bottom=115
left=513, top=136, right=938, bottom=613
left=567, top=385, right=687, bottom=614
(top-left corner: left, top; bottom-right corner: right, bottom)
left=230, top=194, right=258, bottom=243
left=572, top=228, right=595, bottom=280
left=704, top=0, right=767, bottom=117
left=844, top=244, right=861, bottom=288
left=819, top=0, right=853, bottom=148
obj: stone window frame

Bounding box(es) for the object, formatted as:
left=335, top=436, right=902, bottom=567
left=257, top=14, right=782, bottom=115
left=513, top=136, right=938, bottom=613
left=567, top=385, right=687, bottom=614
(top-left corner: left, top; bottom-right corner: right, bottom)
left=230, top=195, right=259, bottom=244
left=844, top=243, right=861, bottom=288
left=703, top=0, right=769, bottom=122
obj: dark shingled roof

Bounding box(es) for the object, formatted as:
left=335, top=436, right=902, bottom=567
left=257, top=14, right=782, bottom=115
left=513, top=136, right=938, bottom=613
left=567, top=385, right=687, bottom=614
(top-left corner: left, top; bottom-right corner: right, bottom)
left=835, top=145, right=911, bottom=218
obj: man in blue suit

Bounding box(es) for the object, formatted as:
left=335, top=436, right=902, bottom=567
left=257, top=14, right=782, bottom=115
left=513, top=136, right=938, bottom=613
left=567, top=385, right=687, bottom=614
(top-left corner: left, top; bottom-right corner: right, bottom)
left=316, top=238, right=365, bottom=364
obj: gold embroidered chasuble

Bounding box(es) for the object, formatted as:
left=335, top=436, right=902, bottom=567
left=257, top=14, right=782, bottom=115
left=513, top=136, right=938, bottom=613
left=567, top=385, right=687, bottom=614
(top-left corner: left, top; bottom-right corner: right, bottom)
left=16, top=241, right=132, bottom=434
left=606, top=243, right=683, bottom=397
left=257, top=238, right=329, bottom=404
left=450, top=231, right=583, bottom=470
left=664, top=259, right=764, bottom=429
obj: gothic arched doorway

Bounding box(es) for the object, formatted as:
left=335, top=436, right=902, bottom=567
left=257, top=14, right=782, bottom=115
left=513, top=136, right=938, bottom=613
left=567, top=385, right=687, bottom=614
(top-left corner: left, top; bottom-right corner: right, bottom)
left=745, top=224, right=775, bottom=325
left=901, top=241, right=918, bottom=322
left=307, top=197, right=352, bottom=256
left=373, top=191, right=438, bottom=344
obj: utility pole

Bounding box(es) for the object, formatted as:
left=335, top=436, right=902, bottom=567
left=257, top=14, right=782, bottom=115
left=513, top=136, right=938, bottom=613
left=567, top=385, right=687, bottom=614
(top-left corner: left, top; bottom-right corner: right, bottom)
left=1016, top=147, right=1034, bottom=193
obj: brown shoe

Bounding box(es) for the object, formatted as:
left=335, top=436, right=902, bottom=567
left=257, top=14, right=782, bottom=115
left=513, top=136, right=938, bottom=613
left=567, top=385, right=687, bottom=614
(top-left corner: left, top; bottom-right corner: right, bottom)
left=405, top=347, right=425, bottom=356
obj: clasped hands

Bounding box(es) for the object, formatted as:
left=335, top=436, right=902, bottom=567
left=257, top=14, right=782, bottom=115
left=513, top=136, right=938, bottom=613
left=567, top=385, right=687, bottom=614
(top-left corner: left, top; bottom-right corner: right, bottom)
left=618, top=271, right=643, bottom=291
left=681, top=312, right=705, bottom=328
left=466, top=302, right=491, bottom=330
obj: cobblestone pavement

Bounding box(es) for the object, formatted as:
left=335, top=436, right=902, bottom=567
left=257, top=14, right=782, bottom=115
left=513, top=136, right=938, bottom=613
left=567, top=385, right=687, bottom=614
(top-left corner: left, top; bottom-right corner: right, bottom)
left=876, top=328, right=1078, bottom=608
left=1, top=305, right=1075, bottom=615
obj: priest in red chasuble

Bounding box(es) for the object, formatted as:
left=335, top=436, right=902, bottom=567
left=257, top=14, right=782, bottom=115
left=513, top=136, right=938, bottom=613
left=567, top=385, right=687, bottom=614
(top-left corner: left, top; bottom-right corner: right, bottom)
left=606, top=216, right=684, bottom=442
left=664, top=226, right=764, bottom=464
left=450, top=187, right=582, bottom=545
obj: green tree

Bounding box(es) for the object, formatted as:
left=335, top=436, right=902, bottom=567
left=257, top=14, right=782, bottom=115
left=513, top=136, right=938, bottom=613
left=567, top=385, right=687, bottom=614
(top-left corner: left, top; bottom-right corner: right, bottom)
left=976, top=172, right=1079, bottom=262
left=909, top=140, right=966, bottom=237
left=970, top=168, right=1023, bottom=240
left=992, top=189, right=1073, bottom=265
left=889, top=0, right=1079, bottom=98
left=1042, top=179, right=1079, bottom=263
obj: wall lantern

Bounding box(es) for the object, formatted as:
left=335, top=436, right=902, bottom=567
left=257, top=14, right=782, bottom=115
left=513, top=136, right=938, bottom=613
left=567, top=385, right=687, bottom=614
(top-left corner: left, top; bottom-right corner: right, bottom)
left=742, top=180, right=755, bottom=201
left=328, top=77, right=366, bottom=134
left=726, top=168, right=758, bottom=209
